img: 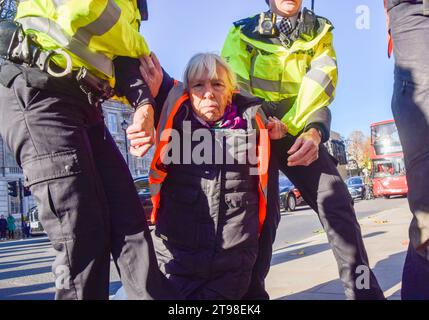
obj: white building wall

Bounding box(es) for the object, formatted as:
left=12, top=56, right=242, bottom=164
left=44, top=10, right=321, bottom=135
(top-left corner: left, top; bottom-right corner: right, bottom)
left=0, top=100, right=157, bottom=219
left=0, top=180, right=9, bottom=216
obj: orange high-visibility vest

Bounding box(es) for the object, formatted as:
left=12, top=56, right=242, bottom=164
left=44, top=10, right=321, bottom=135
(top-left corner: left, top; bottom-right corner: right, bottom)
left=148, top=82, right=270, bottom=234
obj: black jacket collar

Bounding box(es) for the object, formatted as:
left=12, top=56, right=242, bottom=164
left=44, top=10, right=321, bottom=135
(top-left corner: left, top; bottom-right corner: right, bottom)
left=239, top=8, right=321, bottom=47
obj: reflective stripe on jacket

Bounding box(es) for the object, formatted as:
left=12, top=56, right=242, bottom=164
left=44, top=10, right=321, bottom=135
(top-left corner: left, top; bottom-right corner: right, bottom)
left=15, top=0, right=149, bottom=83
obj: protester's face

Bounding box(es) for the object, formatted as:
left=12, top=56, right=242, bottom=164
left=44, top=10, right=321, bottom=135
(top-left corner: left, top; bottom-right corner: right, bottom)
left=188, top=66, right=232, bottom=123
left=270, top=0, right=302, bottom=17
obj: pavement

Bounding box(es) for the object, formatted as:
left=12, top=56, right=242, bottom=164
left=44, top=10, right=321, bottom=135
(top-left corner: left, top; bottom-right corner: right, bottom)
left=266, top=199, right=412, bottom=300
left=0, top=198, right=414, bottom=300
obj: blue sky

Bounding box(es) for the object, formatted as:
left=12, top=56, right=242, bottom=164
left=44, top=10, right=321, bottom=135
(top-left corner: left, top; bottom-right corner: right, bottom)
left=140, top=0, right=395, bottom=139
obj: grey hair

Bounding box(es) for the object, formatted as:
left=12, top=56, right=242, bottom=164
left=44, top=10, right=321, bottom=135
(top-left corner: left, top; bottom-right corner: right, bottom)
left=183, top=53, right=237, bottom=92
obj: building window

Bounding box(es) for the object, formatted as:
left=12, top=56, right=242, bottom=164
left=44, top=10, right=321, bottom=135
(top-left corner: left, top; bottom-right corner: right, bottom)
left=2, top=143, right=19, bottom=171
left=330, top=140, right=347, bottom=165
left=9, top=197, right=20, bottom=214
left=107, top=113, right=118, bottom=134
left=5, top=148, right=17, bottom=167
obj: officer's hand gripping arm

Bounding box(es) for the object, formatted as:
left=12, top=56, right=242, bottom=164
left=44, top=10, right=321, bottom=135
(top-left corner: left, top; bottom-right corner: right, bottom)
left=127, top=105, right=155, bottom=158
left=304, top=106, right=332, bottom=143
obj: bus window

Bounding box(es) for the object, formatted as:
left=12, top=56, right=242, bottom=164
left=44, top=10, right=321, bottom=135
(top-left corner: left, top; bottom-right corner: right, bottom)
left=372, top=158, right=406, bottom=178
left=372, top=122, right=402, bottom=155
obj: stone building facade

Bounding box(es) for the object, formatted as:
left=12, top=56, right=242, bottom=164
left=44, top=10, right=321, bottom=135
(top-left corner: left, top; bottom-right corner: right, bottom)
left=0, top=100, right=153, bottom=218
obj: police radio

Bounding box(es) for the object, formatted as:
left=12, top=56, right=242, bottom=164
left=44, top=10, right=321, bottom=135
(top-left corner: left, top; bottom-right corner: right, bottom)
left=258, top=11, right=277, bottom=36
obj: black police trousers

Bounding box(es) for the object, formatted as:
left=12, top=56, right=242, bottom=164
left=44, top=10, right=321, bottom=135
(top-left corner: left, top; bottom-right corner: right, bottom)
left=0, top=65, right=178, bottom=300
left=243, top=136, right=385, bottom=300
left=389, top=1, right=429, bottom=300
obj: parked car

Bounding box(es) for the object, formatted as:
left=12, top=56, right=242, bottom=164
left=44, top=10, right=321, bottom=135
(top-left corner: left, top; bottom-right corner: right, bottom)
left=279, top=176, right=306, bottom=212
left=345, top=176, right=365, bottom=200
left=348, top=187, right=360, bottom=200
left=133, top=175, right=153, bottom=225
left=28, top=206, right=46, bottom=236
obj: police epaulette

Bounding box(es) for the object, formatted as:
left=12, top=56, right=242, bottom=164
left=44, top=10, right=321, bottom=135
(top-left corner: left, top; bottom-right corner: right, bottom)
left=318, top=16, right=333, bottom=27
left=233, top=16, right=253, bottom=28
left=313, top=10, right=334, bottom=28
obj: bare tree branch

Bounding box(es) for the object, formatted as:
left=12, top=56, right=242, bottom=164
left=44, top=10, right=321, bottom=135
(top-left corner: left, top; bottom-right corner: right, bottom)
left=346, top=130, right=371, bottom=174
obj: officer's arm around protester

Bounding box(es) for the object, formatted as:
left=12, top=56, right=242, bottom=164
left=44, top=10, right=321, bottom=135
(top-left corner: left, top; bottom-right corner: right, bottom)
left=0, top=0, right=181, bottom=300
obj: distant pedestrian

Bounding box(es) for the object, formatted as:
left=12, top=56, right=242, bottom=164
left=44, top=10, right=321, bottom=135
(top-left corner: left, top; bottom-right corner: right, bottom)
left=21, top=217, right=31, bottom=239
left=0, top=215, right=7, bottom=240
left=7, top=214, right=16, bottom=240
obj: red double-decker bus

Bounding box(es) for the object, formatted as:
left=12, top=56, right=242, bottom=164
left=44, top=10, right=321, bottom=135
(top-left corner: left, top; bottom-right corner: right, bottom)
left=370, top=120, right=408, bottom=198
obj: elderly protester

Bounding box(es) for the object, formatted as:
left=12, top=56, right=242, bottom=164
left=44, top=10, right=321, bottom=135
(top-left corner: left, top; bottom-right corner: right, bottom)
left=124, top=52, right=287, bottom=300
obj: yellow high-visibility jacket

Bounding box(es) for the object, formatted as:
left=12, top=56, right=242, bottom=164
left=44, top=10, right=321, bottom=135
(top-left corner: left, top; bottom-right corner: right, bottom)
left=15, top=0, right=149, bottom=85
left=222, top=9, right=338, bottom=136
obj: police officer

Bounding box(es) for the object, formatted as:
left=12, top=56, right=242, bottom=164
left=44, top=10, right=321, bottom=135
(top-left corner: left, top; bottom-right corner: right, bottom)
left=0, top=0, right=178, bottom=300
left=385, top=0, right=429, bottom=299
left=222, top=0, right=385, bottom=299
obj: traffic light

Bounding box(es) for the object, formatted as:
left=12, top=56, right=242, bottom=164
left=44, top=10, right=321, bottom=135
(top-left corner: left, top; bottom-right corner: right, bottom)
left=23, top=186, right=31, bottom=197
left=7, top=181, right=17, bottom=197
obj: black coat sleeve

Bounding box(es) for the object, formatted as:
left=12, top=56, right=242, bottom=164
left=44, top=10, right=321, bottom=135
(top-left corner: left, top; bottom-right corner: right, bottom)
left=261, top=98, right=331, bottom=143
left=304, top=107, right=332, bottom=143
left=153, top=69, right=175, bottom=127
left=113, top=56, right=155, bottom=109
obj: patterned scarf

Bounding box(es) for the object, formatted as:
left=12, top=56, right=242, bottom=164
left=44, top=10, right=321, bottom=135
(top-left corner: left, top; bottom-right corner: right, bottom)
left=212, top=103, right=247, bottom=129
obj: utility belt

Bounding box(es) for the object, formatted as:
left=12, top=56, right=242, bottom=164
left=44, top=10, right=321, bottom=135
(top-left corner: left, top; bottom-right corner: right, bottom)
left=0, top=21, right=115, bottom=107
left=386, top=0, right=429, bottom=15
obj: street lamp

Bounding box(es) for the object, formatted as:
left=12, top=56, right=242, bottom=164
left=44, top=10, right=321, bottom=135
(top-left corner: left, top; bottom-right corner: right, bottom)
left=121, top=119, right=129, bottom=166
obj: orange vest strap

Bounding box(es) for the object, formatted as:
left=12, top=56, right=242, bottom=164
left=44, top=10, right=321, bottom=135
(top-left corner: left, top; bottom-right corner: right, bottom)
left=150, top=193, right=161, bottom=224
left=149, top=90, right=189, bottom=223
left=254, top=113, right=270, bottom=234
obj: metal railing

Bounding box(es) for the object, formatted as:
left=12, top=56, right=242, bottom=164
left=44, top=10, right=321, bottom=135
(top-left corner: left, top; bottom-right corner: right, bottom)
left=1, top=166, right=23, bottom=176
